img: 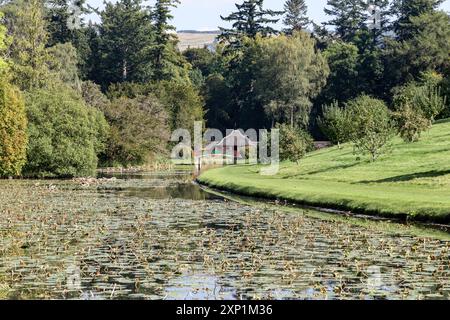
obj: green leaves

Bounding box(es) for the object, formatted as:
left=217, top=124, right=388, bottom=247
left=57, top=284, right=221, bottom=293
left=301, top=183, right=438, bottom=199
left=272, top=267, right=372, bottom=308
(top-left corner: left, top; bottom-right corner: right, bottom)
left=0, top=79, right=28, bottom=177
left=346, top=95, right=395, bottom=162
left=9, top=0, right=50, bottom=91
left=278, top=123, right=313, bottom=163
left=254, top=32, right=329, bottom=128
left=24, top=84, right=109, bottom=177
left=318, top=101, right=351, bottom=147
left=392, top=80, right=447, bottom=142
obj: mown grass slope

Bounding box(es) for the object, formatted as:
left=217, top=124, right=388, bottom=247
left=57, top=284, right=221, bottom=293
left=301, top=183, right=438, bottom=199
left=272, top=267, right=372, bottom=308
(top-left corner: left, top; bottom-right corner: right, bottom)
left=198, top=119, right=450, bottom=223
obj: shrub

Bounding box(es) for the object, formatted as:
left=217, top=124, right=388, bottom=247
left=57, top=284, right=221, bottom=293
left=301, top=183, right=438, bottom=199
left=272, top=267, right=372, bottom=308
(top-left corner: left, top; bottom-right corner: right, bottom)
left=417, top=71, right=449, bottom=119
left=393, top=82, right=446, bottom=121
left=107, top=81, right=204, bottom=134
left=150, top=80, right=205, bottom=133
left=24, top=85, right=109, bottom=177
left=101, top=95, right=170, bottom=167
left=392, top=103, right=431, bottom=143
left=278, top=124, right=313, bottom=164
left=346, top=95, right=395, bottom=162
left=393, top=82, right=447, bottom=141
left=0, top=79, right=28, bottom=177
left=81, top=81, right=111, bottom=113
left=318, top=101, right=350, bottom=148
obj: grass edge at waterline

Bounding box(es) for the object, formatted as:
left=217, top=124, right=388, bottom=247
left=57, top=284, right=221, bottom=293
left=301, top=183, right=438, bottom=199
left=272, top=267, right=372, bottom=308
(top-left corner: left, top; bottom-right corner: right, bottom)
left=198, top=119, right=450, bottom=224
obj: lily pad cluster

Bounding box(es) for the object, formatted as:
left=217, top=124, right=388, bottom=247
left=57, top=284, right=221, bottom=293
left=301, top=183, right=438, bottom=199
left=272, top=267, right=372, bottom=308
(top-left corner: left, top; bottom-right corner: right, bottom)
left=0, top=176, right=449, bottom=300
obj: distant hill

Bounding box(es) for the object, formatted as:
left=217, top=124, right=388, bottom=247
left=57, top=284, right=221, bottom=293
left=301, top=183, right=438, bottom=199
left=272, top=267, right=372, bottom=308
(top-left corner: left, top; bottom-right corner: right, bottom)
left=177, top=31, right=220, bottom=52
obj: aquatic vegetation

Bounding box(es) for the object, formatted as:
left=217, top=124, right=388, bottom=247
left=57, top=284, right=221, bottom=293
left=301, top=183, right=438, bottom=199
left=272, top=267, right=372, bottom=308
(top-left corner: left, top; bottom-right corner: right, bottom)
left=0, top=175, right=449, bottom=300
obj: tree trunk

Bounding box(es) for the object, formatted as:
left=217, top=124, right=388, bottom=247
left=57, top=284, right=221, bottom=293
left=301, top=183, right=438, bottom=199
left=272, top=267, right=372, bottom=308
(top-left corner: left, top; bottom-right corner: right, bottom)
left=290, top=107, right=294, bottom=129
left=122, top=59, right=127, bottom=81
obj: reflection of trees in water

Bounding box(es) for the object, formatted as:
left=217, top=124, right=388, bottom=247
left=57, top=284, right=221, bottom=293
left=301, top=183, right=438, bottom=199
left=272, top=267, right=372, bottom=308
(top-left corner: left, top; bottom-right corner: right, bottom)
left=124, top=184, right=215, bottom=200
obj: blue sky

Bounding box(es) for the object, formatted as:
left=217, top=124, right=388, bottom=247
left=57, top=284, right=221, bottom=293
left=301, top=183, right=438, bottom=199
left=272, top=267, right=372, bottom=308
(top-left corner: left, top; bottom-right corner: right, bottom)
left=87, top=0, right=450, bottom=31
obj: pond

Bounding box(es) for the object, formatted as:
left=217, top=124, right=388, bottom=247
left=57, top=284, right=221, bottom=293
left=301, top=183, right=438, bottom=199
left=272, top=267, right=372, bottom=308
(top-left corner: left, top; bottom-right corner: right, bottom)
left=0, top=171, right=449, bottom=300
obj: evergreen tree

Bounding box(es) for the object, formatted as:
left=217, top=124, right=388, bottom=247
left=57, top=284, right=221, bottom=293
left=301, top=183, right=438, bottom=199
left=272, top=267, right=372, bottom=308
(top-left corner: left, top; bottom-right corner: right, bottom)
left=44, top=0, right=92, bottom=78
left=283, top=0, right=310, bottom=33
left=97, top=0, right=154, bottom=87
left=320, top=41, right=360, bottom=104
left=219, top=0, right=283, bottom=48
left=366, top=0, right=391, bottom=45
left=384, top=10, right=450, bottom=87
left=324, top=0, right=369, bottom=43
left=391, top=0, right=444, bottom=41
left=150, top=0, right=187, bottom=81
left=44, top=0, right=89, bottom=45
left=84, top=21, right=102, bottom=83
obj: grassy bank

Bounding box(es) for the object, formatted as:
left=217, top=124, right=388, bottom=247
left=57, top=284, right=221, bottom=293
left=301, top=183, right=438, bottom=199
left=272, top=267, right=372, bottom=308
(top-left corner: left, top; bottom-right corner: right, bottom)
left=198, top=119, right=450, bottom=223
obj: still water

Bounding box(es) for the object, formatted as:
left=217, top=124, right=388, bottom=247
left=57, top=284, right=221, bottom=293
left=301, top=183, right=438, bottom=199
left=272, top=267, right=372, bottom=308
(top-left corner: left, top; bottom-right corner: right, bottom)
left=0, top=172, right=449, bottom=300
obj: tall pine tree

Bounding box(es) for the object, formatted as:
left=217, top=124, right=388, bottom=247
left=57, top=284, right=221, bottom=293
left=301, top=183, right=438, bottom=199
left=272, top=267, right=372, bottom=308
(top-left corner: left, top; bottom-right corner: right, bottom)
left=44, top=0, right=89, bottom=46
left=96, top=0, right=154, bottom=88
left=150, top=0, right=186, bottom=81
left=219, top=0, right=283, bottom=48
left=283, top=0, right=310, bottom=33
left=390, top=0, right=444, bottom=41
left=44, top=0, right=92, bottom=79
left=324, top=0, right=368, bottom=43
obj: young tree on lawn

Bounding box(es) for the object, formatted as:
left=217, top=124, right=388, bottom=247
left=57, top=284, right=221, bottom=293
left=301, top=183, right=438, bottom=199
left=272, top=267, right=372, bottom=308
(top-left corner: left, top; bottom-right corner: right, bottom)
left=346, top=95, right=395, bottom=162
left=318, top=101, right=351, bottom=148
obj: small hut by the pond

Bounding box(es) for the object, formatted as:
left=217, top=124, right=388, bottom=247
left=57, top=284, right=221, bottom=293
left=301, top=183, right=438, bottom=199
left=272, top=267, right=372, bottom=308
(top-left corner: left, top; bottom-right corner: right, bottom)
left=201, top=130, right=258, bottom=165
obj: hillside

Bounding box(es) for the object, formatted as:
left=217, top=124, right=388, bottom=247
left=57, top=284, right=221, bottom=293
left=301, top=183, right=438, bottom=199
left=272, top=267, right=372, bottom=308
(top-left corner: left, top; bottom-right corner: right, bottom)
left=198, top=119, right=450, bottom=223
left=177, top=31, right=219, bottom=51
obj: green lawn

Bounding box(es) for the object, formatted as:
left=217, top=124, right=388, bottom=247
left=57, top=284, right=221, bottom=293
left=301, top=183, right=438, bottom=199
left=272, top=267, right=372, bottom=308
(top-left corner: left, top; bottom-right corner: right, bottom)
left=198, top=119, right=450, bottom=223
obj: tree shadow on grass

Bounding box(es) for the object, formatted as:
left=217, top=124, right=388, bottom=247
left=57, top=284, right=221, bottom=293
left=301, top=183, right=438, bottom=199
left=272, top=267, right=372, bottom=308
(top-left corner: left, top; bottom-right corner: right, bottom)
left=358, top=169, right=450, bottom=184
left=283, top=162, right=361, bottom=179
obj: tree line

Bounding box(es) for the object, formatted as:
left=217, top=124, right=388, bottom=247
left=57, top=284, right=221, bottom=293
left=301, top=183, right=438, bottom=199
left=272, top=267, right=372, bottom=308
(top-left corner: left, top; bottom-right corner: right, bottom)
left=0, top=0, right=203, bottom=177
left=190, top=0, right=449, bottom=161
left=0, top=0, right=449, bottom=177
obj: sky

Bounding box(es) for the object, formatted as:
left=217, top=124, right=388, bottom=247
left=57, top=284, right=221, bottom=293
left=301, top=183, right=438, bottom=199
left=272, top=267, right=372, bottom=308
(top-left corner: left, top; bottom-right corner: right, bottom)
left=87, top=0, right=450, bottom=31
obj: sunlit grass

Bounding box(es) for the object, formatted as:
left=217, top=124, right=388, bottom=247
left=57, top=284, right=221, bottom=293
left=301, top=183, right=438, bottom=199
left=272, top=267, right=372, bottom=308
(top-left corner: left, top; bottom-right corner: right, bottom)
left=198, top=119, right=450, bottom=222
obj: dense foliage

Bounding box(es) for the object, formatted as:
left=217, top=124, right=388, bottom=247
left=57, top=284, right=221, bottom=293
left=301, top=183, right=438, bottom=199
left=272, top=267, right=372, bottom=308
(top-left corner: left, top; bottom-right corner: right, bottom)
left=101, top=95, right=170, bottom=167
left=278, top=124, right=313, bottom=163
left=24, top=85, right=109, bottom=177
left=0, top=0, right=449, bottom=176
left=392, top=79, right=447, bottom=142
left=0, top=79, right=27, bottom=177
left=318, top=101, right=350, bottom=148
left=346, top=95, right=395, bottom=161
left=254, top=32, right=329, bottom=128
left=0, top=11, right=28, bottom=177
